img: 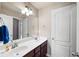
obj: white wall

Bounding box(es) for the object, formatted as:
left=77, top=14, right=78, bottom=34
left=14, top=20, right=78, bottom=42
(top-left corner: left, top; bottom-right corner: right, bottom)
left=39, top=8, right=51, bottom=37
left=28, top=16, right=39, bottom=37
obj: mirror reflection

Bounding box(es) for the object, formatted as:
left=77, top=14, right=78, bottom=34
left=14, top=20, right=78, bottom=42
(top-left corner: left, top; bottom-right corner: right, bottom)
left=13, top=18, right=20, bottom=40
left=0, top=14, right=21, bottom=44
left=0, top=2, right=38, bottom=45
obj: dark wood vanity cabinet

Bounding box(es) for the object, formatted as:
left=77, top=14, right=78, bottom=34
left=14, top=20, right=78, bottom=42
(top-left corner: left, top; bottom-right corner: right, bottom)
left=40, top=41, right=47, bottom=57
left=34, top=46, right=40, bottom=57
left=23, top=40, right=47, bottom=57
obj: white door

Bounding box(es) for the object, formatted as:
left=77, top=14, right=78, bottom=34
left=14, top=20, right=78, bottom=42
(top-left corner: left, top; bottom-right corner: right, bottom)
left=51, top=5, right=76, bottom=57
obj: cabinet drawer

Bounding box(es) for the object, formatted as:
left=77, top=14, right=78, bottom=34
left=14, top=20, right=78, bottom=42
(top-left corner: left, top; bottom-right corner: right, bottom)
left=35, top=51, right=40, bottom=57
left=43, top=45, right=47, bottom=54
left=23, top=50, right=34, bottom=57
left=35, top=46, right=40, bottom=53
left=40, top=41, right=47, bottom=57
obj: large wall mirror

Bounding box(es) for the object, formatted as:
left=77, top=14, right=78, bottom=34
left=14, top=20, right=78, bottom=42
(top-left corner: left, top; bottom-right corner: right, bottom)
left=0, top=14, right=29, bottom=44
left=0, top=2, right=39, bottom=45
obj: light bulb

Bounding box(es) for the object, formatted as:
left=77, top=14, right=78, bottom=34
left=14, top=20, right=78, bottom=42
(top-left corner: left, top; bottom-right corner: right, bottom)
left=29, top=10, right=33, bottom=15
left=21, top=10, right=25, bottom=14
left=26, top=13, right=30, bottom=16
left=25, top=8, right=29, bottom=13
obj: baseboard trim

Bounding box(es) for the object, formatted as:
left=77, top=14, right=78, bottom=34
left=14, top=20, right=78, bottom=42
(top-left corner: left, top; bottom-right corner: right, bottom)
left=46, top=53, right=51, bottom=57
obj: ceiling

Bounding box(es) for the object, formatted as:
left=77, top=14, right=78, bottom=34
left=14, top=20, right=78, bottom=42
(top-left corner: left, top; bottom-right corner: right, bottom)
left=1, top=2, right=75, bottom=12
left=31, top=2, right=53, bottom=9
left=1, top=2, right=23, bottom=13
left=31, top=2, right=75, bottom=9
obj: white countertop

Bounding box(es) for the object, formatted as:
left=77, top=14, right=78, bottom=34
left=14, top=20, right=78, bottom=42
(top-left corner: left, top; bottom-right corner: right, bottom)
left=0, top=37, right=47, bottom=57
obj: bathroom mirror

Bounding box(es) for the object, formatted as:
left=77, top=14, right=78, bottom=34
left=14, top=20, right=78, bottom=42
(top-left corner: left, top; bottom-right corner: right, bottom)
left=0, top=14, right=29, bottom=45
left=0, top=2, right=39, bottom=45
left=0, top=14, right=35, bottom=44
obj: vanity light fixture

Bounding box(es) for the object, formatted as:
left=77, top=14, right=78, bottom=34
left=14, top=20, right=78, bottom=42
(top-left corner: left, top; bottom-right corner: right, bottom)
left=21, top=6, right=33, bottom=16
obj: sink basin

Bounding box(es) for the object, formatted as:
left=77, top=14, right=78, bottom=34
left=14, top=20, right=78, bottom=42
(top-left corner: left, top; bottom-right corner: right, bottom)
left=15, top=46, right=27, bottom=51
left=0, top=46, right=27, bottom=57
left=0, top=46, right=6, bottom=54
left=11, top=46, right=27, bottom=56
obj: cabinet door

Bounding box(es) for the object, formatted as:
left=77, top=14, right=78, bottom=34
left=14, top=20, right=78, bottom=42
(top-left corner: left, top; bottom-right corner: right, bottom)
left=35, top=52, right=40, bottom=57
left=40, top=41, right=47, bottom=57
left=23, top=50, right=34, bottom=57
left=34, top=46, right=40, bottom=57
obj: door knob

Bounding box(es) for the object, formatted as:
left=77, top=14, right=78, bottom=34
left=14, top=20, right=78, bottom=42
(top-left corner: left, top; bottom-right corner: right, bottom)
left=52, top=38, right=54, bottom=40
